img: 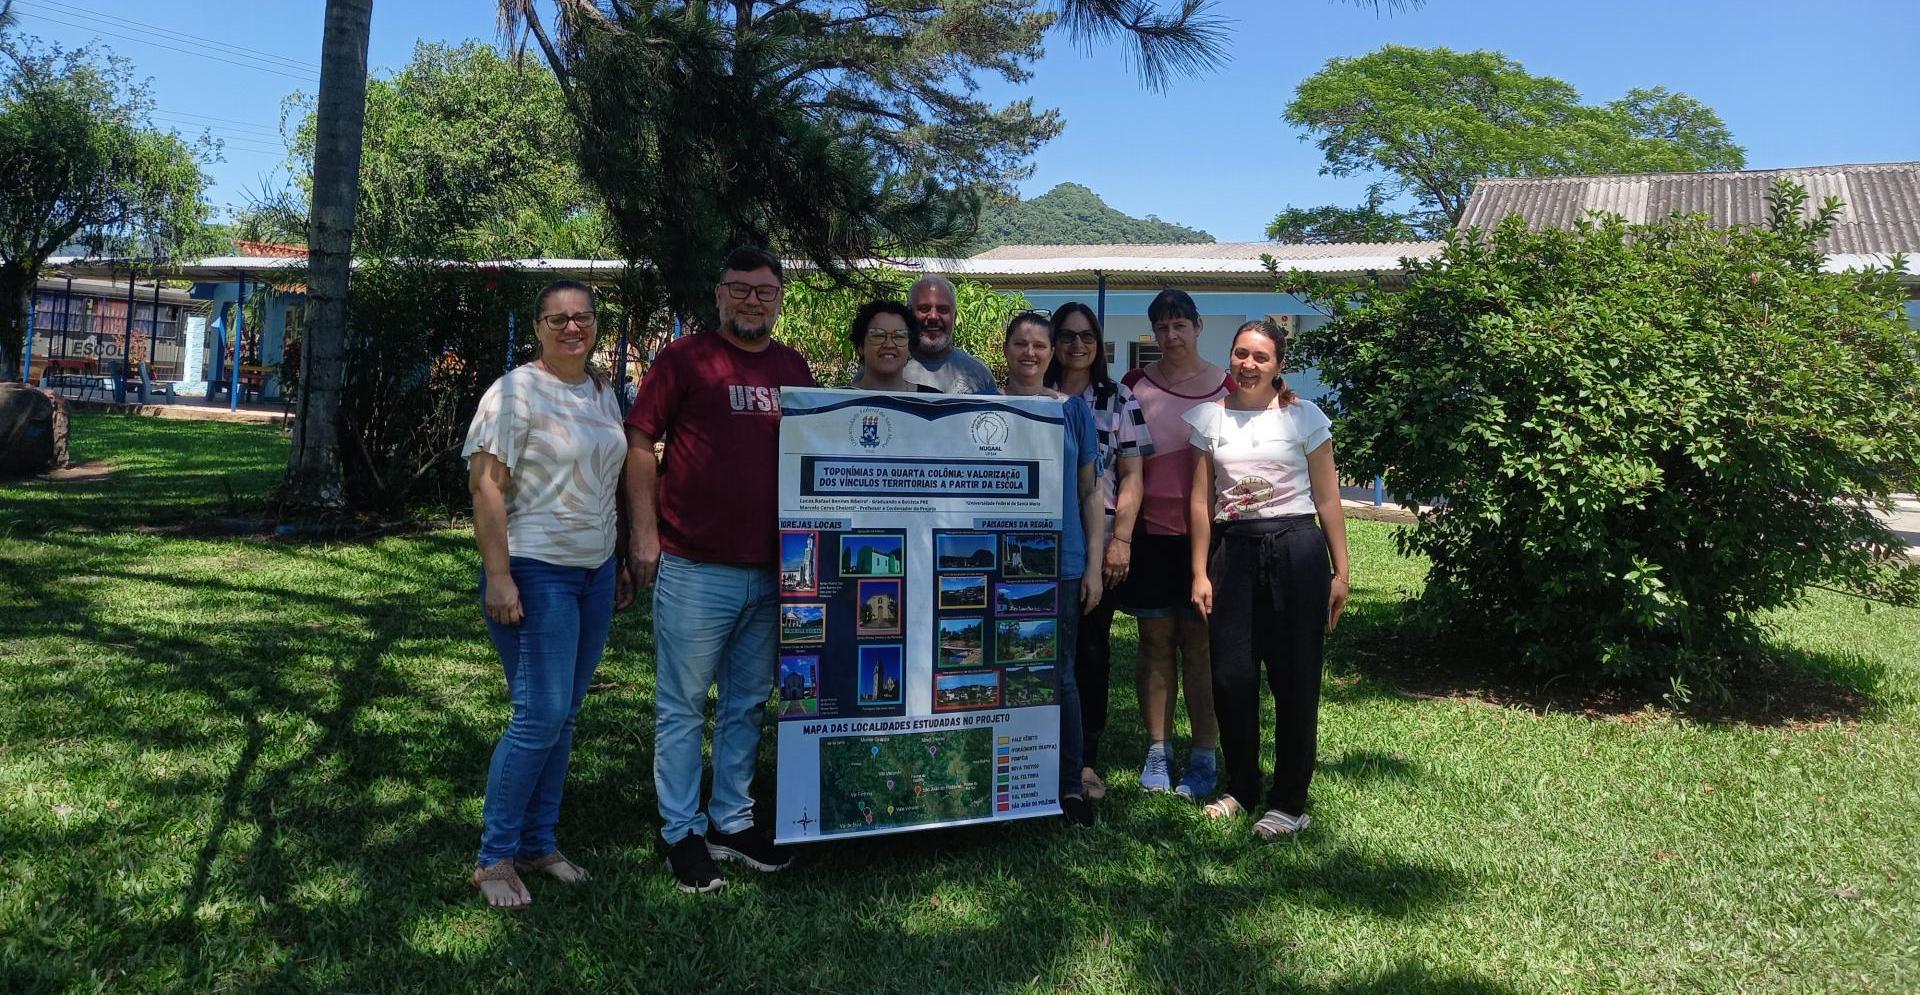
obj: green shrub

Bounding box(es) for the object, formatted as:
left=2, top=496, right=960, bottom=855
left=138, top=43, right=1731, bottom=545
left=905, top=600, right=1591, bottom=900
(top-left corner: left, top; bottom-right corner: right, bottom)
left=780, top=270, right=1028, bottom=385
left=336, top=263, right=544, bottom=512
left=1294, top=182, right=1920, bottom=689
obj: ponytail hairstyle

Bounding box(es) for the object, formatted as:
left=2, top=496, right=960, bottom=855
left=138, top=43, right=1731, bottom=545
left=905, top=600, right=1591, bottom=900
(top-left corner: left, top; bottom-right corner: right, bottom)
left=533, top=278, right=606, bottom=391
left=1234, top=318, right=1297, bottom=405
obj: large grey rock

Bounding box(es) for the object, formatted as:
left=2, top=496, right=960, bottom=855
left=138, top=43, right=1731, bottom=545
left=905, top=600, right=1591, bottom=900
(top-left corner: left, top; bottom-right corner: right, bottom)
left=0, top=382, right=63, bottom=476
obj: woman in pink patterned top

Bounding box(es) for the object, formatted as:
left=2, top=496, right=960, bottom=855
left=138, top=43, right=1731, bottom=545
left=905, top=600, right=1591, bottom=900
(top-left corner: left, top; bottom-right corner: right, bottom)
left=1112, top=289, right=1231, bottom=800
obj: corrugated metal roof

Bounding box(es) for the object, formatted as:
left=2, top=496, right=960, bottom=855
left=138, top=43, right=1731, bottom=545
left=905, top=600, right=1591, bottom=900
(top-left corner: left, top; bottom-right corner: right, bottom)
left=1458, top=162, right=1920, bottom=255
left=47, top=244, right=1449, bottom=291
left=970, top=241, right=1440, bottom=262
left=35, top=276, right=198, bottom=305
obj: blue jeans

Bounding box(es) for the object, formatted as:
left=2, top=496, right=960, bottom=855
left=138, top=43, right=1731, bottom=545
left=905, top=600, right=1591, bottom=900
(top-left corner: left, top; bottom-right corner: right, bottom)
left=652, top=552, right=779, bottom=844
left=477, top=555, right=616, bottom=865
left=1059, top=576, right=1084, bottom=801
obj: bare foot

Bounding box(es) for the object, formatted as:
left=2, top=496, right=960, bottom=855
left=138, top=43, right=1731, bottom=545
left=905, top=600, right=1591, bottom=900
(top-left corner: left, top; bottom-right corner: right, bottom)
left=470, top=860, right=531, bottom=909
left=517, top=851, right=589, bottom=883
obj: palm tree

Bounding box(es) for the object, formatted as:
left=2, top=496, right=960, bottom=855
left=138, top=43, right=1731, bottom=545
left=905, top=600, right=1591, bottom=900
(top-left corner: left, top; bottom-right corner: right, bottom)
left=284, top=0, right=373, bottom=511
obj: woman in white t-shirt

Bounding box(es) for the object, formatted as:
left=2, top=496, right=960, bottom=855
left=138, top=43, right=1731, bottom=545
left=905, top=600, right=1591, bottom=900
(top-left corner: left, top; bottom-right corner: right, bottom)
left=461, top=280, right=631, bottom=908
left=1185, top=318, right=1351, bottom=840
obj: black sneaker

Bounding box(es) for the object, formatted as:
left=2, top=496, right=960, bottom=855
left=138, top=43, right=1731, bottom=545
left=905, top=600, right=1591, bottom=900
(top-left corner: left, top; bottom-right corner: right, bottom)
left=1061, top=794, right=1096, bottom=829
left=665, top=834, right=725, bottom=893
left=706, top=825, right=794, bottom=872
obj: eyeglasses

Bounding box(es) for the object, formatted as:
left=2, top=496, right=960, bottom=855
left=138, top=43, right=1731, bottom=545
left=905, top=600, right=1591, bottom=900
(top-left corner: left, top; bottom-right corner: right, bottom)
left=721, top=281, right=782, bottom=302
left=865, top=329, right=911, bottom=345
left=539, top=312, right=597, bottom=331
left=1054, top=330, right=1097, bottom=344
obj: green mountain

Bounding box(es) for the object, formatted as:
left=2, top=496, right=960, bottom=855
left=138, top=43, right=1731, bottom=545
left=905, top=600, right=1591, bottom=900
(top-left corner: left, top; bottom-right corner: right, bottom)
left=967, top=183, right=1214, bottom=253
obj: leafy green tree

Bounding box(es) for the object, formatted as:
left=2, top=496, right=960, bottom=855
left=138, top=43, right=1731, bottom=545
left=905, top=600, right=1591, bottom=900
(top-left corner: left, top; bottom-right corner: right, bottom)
left=971, top=182, right=1212, bottom=252
left=1266, top=183, right=1418, bottom=243
left=283, top=40, right=610, bottom=260
left=780, top=270, right=1028, bottom=384
left=496, top=0, right=1244, bottom=327
left=1283, top=46, right=1745, bottom=236
left=0, top=32, right=214, bottom=379
left=1288, top=182, right=1920, bottom=692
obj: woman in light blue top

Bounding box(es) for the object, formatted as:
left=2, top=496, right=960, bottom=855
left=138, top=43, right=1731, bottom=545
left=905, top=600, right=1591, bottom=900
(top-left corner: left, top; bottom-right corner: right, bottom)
left=1000, top=310, right=1104, bottom=828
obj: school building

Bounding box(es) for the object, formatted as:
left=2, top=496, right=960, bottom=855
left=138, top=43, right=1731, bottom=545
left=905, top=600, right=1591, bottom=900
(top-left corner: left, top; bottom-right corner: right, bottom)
left=33, top=162, right=1918, bottom=408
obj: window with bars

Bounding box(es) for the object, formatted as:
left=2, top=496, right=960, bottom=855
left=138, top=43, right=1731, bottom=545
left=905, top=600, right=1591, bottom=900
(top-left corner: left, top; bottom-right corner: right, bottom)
left=1128, top=340, right=1162, bottom=370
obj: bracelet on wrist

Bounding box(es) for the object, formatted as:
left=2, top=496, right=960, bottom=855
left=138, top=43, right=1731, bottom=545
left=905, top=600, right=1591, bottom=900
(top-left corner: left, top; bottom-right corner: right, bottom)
left=1109, top=535, right=1131, bottom=545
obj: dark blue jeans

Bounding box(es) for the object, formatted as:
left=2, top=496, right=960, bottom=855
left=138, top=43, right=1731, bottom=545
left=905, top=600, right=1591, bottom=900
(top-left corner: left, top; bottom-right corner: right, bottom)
left=1059, top=577, right=1083, bottom=801
left=477, top=555, right=616, bottom=865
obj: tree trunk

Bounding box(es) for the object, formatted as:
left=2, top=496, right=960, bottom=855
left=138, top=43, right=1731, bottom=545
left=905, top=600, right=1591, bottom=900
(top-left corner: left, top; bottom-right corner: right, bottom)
left=0, top=263, right=28, bottom=383
left=283, top=0, right=373, bottom=511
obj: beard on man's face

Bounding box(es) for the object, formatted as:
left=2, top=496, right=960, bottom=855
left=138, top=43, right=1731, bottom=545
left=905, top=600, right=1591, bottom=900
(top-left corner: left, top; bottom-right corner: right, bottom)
left=726, top=315, right=772, bottom=341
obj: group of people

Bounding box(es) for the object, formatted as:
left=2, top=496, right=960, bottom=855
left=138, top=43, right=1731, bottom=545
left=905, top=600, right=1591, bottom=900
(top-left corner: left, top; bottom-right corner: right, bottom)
left=458, top=247, right=1350, bottom=908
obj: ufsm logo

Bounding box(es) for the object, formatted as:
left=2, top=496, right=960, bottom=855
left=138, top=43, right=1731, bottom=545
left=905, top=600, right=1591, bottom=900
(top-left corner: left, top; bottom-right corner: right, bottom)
left=849, top=410, right=893, bottom=449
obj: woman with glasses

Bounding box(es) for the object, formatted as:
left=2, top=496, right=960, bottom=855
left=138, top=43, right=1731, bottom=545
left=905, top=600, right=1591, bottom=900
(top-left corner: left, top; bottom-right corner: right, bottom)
left=1001, top=310, right=1104, bottom=828
left=462, top=279, right=631, bottom=908
left=1042, top=302, right=1150, bottom=801
left=848, top=300, right=939, bottom=393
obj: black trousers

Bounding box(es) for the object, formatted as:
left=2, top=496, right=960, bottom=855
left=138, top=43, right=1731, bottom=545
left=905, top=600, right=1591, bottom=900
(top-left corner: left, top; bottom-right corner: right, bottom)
left=1207, top=515, right=1329, bottom=815
left=1075, top=592, right=1119, bottom=768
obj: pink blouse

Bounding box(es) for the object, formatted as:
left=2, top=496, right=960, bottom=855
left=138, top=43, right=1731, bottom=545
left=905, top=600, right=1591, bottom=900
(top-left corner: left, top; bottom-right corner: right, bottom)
left=1122, top=366, right=1231, bottom=535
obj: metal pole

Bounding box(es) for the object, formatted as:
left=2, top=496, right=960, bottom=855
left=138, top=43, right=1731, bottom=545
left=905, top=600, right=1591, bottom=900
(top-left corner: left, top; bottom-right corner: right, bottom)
left=1096, top=271, right=1107, bottom=326
left=505, top=311, right=516, bottom=372
left=58, top=276, right=72, bottom=364
left=147, top=280, right=161, bottom=387
left=229, top=277, right=245, bottom=412
left=117, top=269, right=136, bottom=402
left=21, top=287, right=35, bottom=383
left=614, top=305, right=631, bottom=409
left=59, top=276, right=73, bottom=365
left=1373, top=474, right=1384, bottom=508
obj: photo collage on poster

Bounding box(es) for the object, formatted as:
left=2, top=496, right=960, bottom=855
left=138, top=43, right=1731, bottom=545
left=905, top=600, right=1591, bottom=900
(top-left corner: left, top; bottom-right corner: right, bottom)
left=777, top=528, right=907, bottom=720
left=932, top=529, right=1061, bottom=714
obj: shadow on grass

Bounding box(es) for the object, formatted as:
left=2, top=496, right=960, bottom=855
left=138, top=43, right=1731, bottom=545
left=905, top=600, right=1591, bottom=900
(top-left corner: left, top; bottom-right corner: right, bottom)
left=1327, top=587, right=1888, bottom=728
left=0, top=527, right=1496, bottom=994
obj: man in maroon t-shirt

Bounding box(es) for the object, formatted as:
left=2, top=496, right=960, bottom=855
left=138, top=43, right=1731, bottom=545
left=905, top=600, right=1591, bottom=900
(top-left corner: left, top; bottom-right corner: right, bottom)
left=624, top=246, right=815, bottom=893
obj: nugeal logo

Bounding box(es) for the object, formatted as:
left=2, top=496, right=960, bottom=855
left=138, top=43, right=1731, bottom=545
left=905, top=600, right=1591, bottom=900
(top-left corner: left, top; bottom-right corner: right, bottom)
left=970, top=413, right=1009, bottom=452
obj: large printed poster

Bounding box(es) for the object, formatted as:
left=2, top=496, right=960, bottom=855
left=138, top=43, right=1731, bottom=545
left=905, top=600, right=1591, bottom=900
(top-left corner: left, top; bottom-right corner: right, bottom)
left=773, top=388, right=1067, bottom=844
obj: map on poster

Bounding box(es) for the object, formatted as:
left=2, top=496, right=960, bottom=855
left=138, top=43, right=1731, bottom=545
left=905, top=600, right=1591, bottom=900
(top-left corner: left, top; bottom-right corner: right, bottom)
left=773, top=388, right=1067, bottom=844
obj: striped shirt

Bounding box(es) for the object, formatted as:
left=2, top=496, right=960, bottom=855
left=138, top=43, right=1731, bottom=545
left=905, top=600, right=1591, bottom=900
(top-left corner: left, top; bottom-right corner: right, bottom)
left=1076, top=380, right=1154, bottom=512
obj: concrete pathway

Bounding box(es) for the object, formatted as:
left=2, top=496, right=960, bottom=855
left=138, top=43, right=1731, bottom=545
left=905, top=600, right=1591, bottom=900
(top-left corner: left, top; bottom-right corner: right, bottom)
left=1885, top=494, right=1920, bottom=558
left=67, top=396, right=293, bottom=426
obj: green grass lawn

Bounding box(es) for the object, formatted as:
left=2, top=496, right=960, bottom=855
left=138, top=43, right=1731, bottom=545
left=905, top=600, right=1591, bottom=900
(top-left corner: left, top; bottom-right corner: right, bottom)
left=2, top=413, right=1916, bottom=994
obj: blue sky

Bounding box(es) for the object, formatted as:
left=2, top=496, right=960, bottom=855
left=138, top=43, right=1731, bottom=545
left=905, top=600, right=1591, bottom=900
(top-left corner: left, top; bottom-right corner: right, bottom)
left=14, top=0, right=1917, bottom=241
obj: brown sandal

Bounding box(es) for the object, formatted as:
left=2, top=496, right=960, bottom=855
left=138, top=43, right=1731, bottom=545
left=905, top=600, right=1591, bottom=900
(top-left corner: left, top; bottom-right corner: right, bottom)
left=470, top=859, right=532, bottom=909
left=515, top=850, right=589, bottom=883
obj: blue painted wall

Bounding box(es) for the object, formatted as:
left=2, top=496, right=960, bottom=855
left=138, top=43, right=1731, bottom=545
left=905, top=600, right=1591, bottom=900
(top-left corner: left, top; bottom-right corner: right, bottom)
left=187, top=282, right=304, bottom=397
